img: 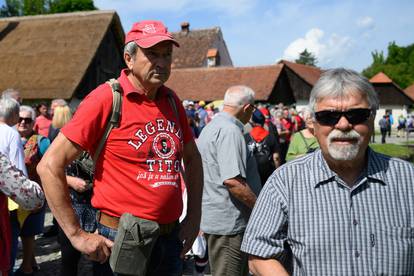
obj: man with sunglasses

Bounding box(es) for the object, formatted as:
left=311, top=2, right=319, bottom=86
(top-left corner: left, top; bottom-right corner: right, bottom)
left=241, top=68, right=414, bottom=275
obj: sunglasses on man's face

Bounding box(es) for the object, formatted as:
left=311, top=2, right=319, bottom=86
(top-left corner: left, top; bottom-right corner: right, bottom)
left=314, top=108, right=372, bottom=126
left=19, top=117, right=33, bottom=124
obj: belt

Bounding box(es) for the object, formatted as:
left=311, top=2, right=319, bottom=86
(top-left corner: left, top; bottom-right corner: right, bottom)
left=97, top=211, right=178, bottom=236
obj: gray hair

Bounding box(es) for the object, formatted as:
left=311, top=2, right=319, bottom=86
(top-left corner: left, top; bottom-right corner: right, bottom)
left=124, top=41, right=138, bottom=59
left=2, top=88, right=21, bottom=103
left=20, top=105, right=36, bottom=121
left=309, top=68, right=379, bottom=112
left=0, top=97, right=20, bottom=120
left=51, top=98, right=68, bottom=107
left=223, top=85, right=255, bottom=107
left=300, top=106, right=313, bottom=121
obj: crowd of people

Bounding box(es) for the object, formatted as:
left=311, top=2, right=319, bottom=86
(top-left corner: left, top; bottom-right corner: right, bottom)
left=0, top=19, right=413, bottom=276
left=0, top=90, right=78, bottom=276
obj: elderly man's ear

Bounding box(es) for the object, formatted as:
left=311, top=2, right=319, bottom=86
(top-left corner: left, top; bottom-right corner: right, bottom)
left=124, top=53, right=134, bottom=70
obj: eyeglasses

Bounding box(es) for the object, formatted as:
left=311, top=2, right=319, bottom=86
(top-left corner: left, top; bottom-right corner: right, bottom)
left=314, top=108, right=372, bottom=126
left=19, top=117, right=33, bottom=124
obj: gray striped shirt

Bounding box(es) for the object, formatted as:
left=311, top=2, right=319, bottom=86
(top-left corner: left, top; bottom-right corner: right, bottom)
left=241, top=148, right=414, bottom=275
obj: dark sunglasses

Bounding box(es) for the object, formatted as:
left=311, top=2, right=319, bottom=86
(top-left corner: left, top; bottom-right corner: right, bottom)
left=314, top=108, right=372, bottom=126
left=19, top=117, right=33, bottom=124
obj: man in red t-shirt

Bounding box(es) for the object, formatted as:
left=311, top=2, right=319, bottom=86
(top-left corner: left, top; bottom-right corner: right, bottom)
left=279, top=107, right=294, bottom=163
left=38, top=20, right=203, bottom=275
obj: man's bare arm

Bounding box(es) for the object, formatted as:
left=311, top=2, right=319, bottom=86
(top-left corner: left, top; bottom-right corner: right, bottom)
left=37, top=133, right=113, bottom=263
left=249, top=255, right=289, bottom=276
left=179, top=140, right=203, bottom=258
left=224, top=176, right=257, bottom=209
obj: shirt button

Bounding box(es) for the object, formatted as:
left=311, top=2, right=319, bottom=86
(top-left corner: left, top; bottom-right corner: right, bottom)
left=353, top=219, right=358, bottom=225
left=355, top=251, right=360, bottom=258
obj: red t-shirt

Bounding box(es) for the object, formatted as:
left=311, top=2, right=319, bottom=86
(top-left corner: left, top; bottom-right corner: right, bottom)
left=0, top=194, right=11, bottom=272
left=33, top=115, right=52, bottom=137
left=61, top=70, right=193, bottom=223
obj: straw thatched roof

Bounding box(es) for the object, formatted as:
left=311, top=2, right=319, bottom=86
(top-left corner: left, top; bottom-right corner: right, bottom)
left=0, top=10, right=124, bottom=100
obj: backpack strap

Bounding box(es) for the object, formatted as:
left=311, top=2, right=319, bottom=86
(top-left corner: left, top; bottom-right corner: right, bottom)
left=93, top=79, right=123, bottom=164
left=298, top=131, right=310, bottom=152
left=167, top=92, right=180, bottom=125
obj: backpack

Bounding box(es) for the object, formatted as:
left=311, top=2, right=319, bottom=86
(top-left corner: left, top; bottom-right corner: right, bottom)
left=245, top=133, right=275, bottom=185
left=24, top=134, right=45, bottom=183
left=247, top=137, right=272, bottom=164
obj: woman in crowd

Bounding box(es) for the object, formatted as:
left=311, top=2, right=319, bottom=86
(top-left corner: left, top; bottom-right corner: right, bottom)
left=33, top=103, right=51, bottom=138
left=0, top=152, right=44, bottom=276
left=48, top=105, right=72, bottom=142
left=286, top=106, right=319, bottom=161
left=13, top=106, right=50, bottom=276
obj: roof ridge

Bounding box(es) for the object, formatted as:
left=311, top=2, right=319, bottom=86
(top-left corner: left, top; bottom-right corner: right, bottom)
left=405, top=83, right=414, bottom=91
left=171, top=64, right=283, bottom=72
left=279, top=59, right=319, bottom=70
left=369, top=71, right=393, bottom=83
left=171, top=26, right=220, bottom=33
left=0, top=10, right=116, bottom=22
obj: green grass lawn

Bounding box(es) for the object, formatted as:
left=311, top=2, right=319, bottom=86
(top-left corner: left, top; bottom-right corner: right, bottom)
left=398, top=140, right=414, bottom=145
left=369, top=143, right=414, bottom=161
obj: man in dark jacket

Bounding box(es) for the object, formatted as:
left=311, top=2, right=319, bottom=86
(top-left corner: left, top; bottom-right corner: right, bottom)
left=245, top=110, right=280, bottom=185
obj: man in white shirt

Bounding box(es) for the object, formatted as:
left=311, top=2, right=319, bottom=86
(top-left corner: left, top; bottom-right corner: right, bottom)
left=0, top=97, right=26, bottom=174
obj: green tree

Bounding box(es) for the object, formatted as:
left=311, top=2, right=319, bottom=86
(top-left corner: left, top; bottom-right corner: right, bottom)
left=23, top=0, right=47, bottom=15
left=295, top=48, right=318, bottom=66
left=0, top=0, right=96, bottom=17
left=0, top=0, right=22, bottom=17
left=362, top=42, right=414, bottom=88
left=49, top=0, right=96, bottom=13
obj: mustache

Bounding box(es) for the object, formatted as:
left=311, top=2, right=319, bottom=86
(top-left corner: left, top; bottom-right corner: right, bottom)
left=328, top=129, right=361, bottom=142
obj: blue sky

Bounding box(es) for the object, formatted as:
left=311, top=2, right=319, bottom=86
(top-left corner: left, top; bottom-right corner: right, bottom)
left=3, top=0, right=414, bottom=71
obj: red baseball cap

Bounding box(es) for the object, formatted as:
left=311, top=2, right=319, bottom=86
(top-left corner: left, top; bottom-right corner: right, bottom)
left=125, top=20, right=179, bottom=48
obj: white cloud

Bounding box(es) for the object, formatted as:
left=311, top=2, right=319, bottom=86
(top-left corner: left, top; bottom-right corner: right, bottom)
left=282, top=28, right=353, bottom=67
left=356, top=16, right=374, bottom=29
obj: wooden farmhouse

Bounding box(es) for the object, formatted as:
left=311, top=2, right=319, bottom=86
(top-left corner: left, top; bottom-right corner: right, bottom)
left=171, top=22, right=233, bottom=69
left=167, top=60, right=322, bottom=108
left=0, top=10, right=125, bottom=107
left=369, top=72, right=414, bottom=128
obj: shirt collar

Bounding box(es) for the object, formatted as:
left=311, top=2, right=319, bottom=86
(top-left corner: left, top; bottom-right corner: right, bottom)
left=217, top=112, right=244, bottom=131
left=365, top=147, right=387, bottom=185
left=311, top=150, right=336, bottom=188
left=118, top=68, right=167, bottom=97
left=312, top=147, right=387, bottom=188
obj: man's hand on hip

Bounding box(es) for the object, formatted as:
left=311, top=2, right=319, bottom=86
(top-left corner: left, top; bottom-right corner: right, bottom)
left=71, top=230, right=114, bottom=264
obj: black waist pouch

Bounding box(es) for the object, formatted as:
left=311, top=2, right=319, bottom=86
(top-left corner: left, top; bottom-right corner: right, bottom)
left=109, top=213, right=160, bottom=275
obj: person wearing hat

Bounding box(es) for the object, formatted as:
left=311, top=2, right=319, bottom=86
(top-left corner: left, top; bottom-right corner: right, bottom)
left=38, top=20, right=203, bottom=275
left=195, top=100, right=208, bottom=133
left=245, top=109, right=280, bottom=186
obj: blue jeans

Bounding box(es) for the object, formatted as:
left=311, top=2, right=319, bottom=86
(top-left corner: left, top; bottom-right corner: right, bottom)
left=95, top=222, right=183, bottom=276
